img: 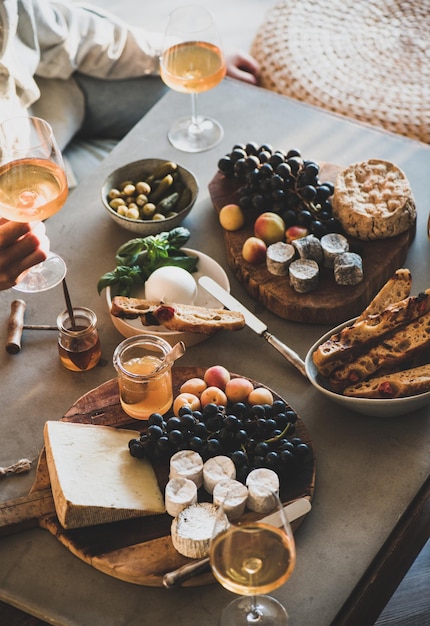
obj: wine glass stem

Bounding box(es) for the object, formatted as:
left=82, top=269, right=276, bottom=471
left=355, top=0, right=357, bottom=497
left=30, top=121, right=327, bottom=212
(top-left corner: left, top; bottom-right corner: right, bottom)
left=190, top=93, right=200, bottom=131
left=247, top=595, right=262, bottom=624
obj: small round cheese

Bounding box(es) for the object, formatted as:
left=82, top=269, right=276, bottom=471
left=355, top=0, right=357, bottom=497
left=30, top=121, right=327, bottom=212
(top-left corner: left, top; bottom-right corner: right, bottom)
left=165, top=477, right=198, bottom=517
left=169, top=450, right=203, bottom=488
left=289, top=258, right=319, bottom=293
left=213, top=479, right=248, bottom=520
left=266, top=242, right=296, bottom=276
left=171, top=502, right=220, bottom=558
left=145, top=266, right=197, bottom=305
left=203, top=455, right=236, bottom=494
left=320, top=233, right=349, bottom=268
left=246, top=468, right=280, bottom=513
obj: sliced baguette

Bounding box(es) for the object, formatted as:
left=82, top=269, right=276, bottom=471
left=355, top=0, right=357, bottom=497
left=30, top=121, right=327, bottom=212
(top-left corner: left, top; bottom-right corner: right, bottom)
left=312, top=288, right=430, bottom=377
left=329, top=311, right=430, bottom=391
left=343, top=363, right=430, bottom=398
left=355, top=268, right=412, bottom=323
left=111, top=296, right=245, bottom=335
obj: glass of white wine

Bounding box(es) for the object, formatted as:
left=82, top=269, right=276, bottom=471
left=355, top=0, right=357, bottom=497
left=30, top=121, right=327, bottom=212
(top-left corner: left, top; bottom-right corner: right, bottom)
left=0, top=116, right=68, bottom=292
left=210, top=485, right=296, bottom=625
left=159, top=5, right=227, bottom=153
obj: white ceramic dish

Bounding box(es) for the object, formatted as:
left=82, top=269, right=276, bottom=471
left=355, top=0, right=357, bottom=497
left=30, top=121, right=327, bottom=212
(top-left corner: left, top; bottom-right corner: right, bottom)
left=305, top=318, right=430, bottom=417
left=106, top=248, right=230, bottom=347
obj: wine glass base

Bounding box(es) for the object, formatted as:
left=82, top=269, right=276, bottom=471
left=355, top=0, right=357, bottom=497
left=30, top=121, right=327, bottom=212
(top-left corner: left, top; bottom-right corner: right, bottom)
left=13, top=252, right=67, bottom=293
left=219, top=595, right=289, bottom=626
left=168, top=116, right=223, bottom=152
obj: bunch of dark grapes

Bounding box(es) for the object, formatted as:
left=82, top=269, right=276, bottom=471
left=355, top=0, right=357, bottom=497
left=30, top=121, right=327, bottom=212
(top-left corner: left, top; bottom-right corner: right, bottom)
left=217, top=142, right=342, bottom=238
left=129, top=399, right=310, bottom=485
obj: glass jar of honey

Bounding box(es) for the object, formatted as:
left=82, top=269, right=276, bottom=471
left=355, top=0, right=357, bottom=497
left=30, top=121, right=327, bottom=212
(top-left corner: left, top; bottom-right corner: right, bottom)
left=57, top=307, right=101, bottom=371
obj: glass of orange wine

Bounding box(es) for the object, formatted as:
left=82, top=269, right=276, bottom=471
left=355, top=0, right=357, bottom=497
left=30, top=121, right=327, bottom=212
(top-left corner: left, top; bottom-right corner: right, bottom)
left=0, top=116, right=68, bottom=292
left=160, top=5, right=226, bottom=153
left=210, top=485, right=296, bottom=625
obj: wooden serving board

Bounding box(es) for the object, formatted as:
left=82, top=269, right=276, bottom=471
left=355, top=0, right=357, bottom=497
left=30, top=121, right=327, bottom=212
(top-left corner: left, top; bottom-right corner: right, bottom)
left=209, top=166, right=415, bottom=325
left=0, top=367, right=315, bottom=587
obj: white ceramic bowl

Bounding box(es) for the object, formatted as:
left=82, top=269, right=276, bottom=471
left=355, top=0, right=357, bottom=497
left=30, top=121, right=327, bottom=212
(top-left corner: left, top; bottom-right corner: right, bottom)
left=305, top=318, right=430, bottom=417
left=101, top=158, right=198, bottom=235
left=106, top=248, right=231, bottom=348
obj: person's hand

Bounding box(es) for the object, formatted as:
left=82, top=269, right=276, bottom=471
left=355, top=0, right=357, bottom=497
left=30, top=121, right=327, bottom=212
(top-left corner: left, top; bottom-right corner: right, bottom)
left=225, top=51, right=260, bottom=85
left=0, top=219, right=50, bottom=290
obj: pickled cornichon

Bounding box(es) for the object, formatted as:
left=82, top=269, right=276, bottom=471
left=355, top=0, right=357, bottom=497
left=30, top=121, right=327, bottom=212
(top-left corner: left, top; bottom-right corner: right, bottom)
left=107, top=161, right=190, bottom=222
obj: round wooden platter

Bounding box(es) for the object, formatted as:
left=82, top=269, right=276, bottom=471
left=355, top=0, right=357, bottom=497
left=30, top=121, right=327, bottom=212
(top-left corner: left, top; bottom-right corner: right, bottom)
left=208, top=165, right=415, bottom=325
left=33, top=367, right=316, bottom=587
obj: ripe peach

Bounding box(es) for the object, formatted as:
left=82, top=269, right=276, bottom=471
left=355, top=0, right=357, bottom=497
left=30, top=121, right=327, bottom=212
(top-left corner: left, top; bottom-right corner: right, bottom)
left=219, top=203, right=245, bottom=231
left=204, top=365, right=231, bottom=390
left=180, top=377, right=207, bottom=398
left=173, top=392, right=201, bottom=416
left=285, top=225, right=309, bottom=243
left=247, top=387, right=274, bottom=406
left=254, top=212, right=286, bottom=245
left=200, top=386, right=228, bottom=408
left=225, top=377, right=254, bottom=403
left=242, top=236, right=267, bottom=264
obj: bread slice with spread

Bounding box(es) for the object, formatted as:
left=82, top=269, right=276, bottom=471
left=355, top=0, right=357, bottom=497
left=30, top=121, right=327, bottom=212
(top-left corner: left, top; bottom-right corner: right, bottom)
left=111, top=296, right=245, bottom=335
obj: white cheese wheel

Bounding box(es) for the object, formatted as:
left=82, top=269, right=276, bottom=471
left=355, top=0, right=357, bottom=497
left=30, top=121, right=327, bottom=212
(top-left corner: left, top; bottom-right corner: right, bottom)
left=203, top=455, right=236, bottom=494
left=320, top=233, right=349, bottom=268
left=171, top=502, right=220, bottom=558
left=144, top=266, right=198, bottom=304
left=246, top=468, right=280, bottom=513
left=334, top=252, right=363, bottom=285
left=43, top=421, right=165, bottom=529
left=213, top=479, right=248, bottom=520
left=169, top=450, right=203, bottom=488
left=165, top=477, right=198, bottom=517
left=289, top=258, right=319, bottom=293
left=292, top=234, right=323, bottom=265
left=266, top=241, right=296, bottom=276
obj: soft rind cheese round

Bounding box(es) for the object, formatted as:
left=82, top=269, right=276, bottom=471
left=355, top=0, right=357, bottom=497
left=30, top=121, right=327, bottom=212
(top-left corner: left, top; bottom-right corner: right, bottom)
left=332, top=159, right=416, bottom=240
left=334, top=252, right=363, bottom=285
left=203, top=455, right=236, bottom=494
left=171, top=502, right=219, bottom=558
left=320, top=233, right=349, bottom=268
left=246, top=468, right=280, bottom=513
left=169, top=450, right=203, bottom=488
left=165, top=477, right=198, bottom=517
left=266, top=242, right=295, bottom=276
left=292, top=234, right=323, bottom=265
left=213, top=479, right=248, bottom=520
left=289, top=259, right=319, bottom=293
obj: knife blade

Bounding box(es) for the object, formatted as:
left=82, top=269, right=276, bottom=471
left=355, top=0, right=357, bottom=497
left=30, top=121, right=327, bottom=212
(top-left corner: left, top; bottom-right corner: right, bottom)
left=198, top=276, right=307, bottom=378
left=162, top=497, right=311, bottom=589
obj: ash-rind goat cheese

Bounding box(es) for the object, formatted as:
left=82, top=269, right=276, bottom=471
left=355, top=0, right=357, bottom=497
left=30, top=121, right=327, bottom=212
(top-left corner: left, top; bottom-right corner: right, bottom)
left=334, top=252, right=363, bottom=285
left=292, top=234, right=323, bottom=265
left=320, top=233, right=349, bottom=268
left=289, top=258, right=319, bottom=293
left=246, top=468, right=280, bottom=513
left=266, top=241, right=296, bottom=275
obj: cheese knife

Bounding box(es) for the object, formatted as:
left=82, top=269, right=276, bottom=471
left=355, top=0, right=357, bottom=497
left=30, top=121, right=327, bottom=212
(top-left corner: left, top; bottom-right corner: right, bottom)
left=162, top=497, right=311, bottom=588
left=199, top=276, right=307, bottom=378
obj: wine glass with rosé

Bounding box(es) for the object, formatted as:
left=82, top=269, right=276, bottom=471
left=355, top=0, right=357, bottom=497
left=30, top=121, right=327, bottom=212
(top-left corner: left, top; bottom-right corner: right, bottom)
left=210, top=483, right=296, bottom=626
left=0, top=116, right=68, bottom=292
left=159, top=5, right=227, bottom=153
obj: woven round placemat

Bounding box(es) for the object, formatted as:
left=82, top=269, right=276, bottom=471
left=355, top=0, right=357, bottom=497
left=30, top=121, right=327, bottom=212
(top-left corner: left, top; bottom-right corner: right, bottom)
left=251, top=0, right=430, bottom=143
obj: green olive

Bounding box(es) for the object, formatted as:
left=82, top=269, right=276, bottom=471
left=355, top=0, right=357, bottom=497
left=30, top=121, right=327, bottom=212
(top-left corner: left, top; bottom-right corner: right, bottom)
left=122, top=183, right=136, bottom=196
left=136, top=193, right=149, bottom=206
left=140, top=202, right=156, bottom=219
left=108, top=188, right=121, bottom=199
left=136, top=181, right=151, bottom=195
left=117, top=205, right=128, bottom=217
left=152, top=213, right=166, bottom=221
left=109, top=197, right=126, bottom=209
left=126, top=207, right=140, bottom=220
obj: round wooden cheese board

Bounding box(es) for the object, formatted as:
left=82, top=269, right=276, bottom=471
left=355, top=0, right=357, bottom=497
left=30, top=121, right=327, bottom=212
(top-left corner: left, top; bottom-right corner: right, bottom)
left=24, top=367, right=315, bottom=587
left=209, top=165, right=415, bottom=325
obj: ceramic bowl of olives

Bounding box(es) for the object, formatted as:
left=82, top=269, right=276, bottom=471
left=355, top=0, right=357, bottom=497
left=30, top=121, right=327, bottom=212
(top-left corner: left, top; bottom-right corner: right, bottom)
left=101, top=158, right=199, bottom=234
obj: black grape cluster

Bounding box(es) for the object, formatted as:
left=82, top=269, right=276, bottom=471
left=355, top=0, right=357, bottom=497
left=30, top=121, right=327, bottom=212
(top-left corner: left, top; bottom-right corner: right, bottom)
left=217, top=142, right=342, bottom=238
left=129, top=400, right=310, bottom=485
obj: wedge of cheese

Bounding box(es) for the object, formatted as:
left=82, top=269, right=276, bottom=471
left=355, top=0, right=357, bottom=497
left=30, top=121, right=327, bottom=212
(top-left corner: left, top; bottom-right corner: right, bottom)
left=44, top=421, right=165, bottom=529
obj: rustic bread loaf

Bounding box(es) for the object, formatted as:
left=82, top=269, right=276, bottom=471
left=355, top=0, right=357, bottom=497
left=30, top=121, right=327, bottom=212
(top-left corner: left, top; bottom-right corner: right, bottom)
left=312, top=288, right=430, bottom=377
left=329, top=311, right=430, bottom=391
left=343, top=364, right=430, bottom=398
left=332, top=159, right=416, bottom=240
left=111, top=296, right=245, bottom=335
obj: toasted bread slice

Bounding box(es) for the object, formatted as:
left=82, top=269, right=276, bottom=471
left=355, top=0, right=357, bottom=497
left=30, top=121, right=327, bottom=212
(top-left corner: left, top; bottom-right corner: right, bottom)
left=312, top=289, right=430, bottom=377
left=329, top=311, right=430, bottom=391
left=111, top=296, right=245, bottom=335
left=343, top=363, right=430, bottom=398
left=355, top=268, right=412, bottom=323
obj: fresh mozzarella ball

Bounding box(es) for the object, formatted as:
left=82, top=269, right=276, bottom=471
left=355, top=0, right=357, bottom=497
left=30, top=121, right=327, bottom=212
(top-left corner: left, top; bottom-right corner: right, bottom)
left=145, top=266, right=197, bottom=305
